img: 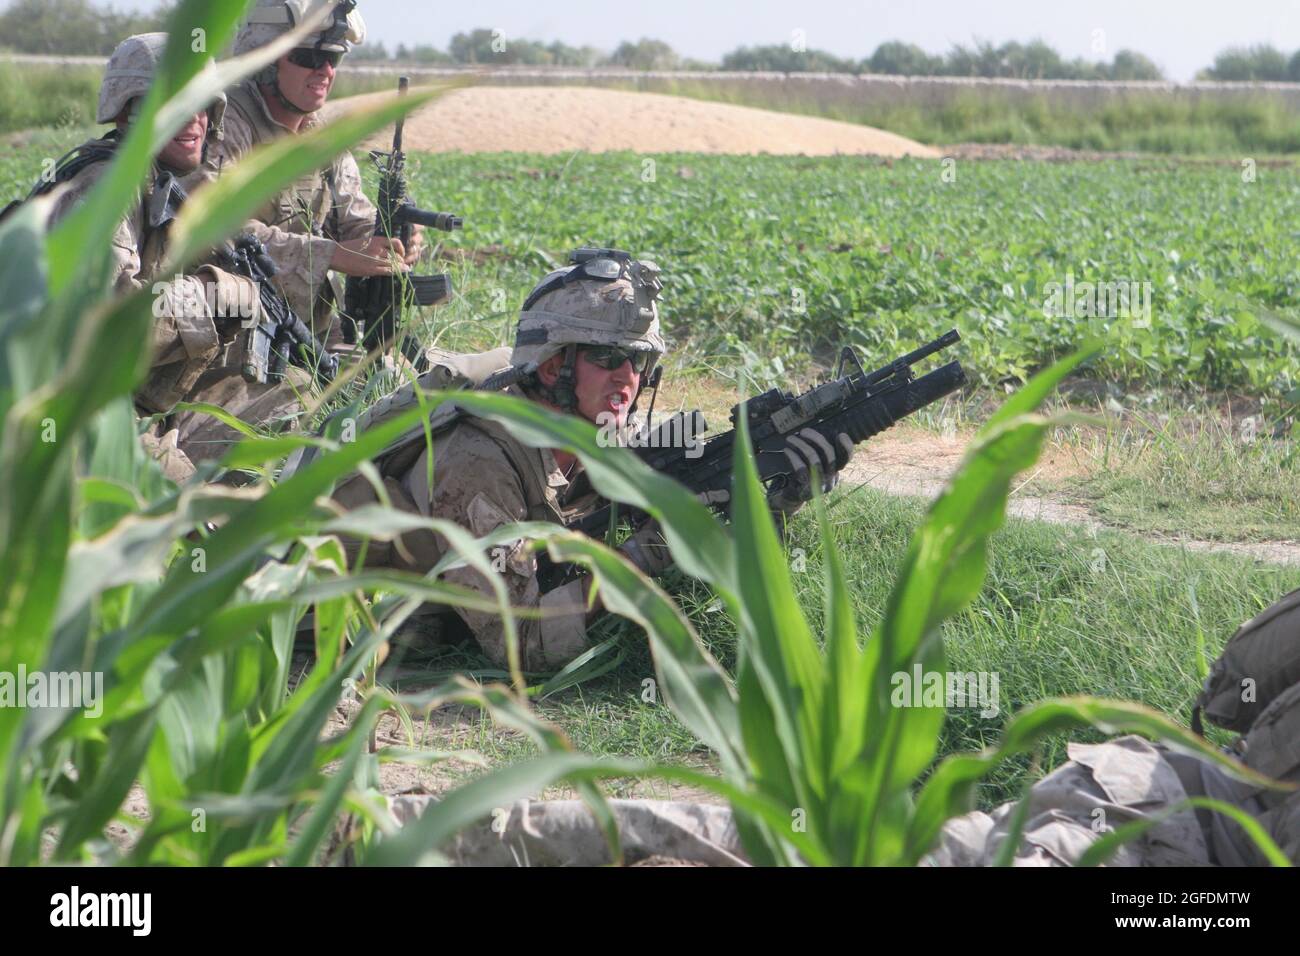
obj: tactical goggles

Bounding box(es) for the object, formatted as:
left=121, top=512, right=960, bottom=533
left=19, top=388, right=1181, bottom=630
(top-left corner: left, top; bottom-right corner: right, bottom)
left=521, top=250, right=636, bottom=311
left=580, top=345, right=653, bottom=375
left=287, top=48, right=342, bottom=70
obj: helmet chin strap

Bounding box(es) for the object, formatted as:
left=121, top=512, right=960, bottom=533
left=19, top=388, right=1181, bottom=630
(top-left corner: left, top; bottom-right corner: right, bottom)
left=264, top=63, right=312, bottom=116
left=551, top=345, right=579, bottom=411
left=527, top=345, right=580, bottom=411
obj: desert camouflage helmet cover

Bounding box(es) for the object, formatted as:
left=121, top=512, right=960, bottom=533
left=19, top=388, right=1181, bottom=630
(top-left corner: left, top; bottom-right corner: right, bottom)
left=511, top=250, right=667, bottom=370
left=97, top=32, right=226, bottom=135
left=233, top=0, right=367, bottom=56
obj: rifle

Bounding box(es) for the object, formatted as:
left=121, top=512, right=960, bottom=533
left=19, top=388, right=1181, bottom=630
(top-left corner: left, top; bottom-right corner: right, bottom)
left=343, top=75, right=462, bottom=368
left=538, top=330, right=967, bottom=590
left=217, top=233, right=339, bottom=387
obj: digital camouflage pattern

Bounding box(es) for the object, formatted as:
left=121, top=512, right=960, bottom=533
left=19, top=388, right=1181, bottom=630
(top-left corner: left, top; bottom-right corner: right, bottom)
left=930, top=588, right=1300, bottom=866
left=384, top=796, right=747, bottom=866
left=216, top=79, right=379, bottom=351
left=45, top=34, right=307, bottom=479
left=233, top=0, right=367, bottom=58
left=332, top=381, right=598, bottom=671
left=96, top=32, right=226, bottom=134
left=511, top=260, right=666, bottom=372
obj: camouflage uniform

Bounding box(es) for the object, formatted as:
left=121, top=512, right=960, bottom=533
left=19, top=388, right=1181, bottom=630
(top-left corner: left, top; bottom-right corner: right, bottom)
left=43, top=33, right=307, bottom=479
left=928, top=588, right=1300, bottom=867
left=329, top=253, right=668, bottom=671
left=217, top=0, right=376, bottom=352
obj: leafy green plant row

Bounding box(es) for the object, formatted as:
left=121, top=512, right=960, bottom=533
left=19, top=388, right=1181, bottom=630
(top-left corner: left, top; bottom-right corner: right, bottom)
left=379, top=151, right=1297, bottom=404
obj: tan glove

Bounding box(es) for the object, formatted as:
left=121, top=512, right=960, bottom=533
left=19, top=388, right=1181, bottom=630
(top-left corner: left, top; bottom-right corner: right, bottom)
left=619, top=520, right=673, bottom=576
left=194, top=265, right=261, bottom=339
left=767, top=428, right=854, bottom=520
left=618, top=490, right=730, bottom=577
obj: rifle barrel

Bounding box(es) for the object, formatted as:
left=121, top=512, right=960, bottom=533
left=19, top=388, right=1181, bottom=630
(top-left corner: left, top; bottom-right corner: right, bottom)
left=861, top=328, right=961, bottom=386
left=393, top=75, right=408, bottom=153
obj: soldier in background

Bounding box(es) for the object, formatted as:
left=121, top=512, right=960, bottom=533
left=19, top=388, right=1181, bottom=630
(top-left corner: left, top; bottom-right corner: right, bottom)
left=26, top=34, right=307, bottom=479
left=218, top=0, right=423, bottom=357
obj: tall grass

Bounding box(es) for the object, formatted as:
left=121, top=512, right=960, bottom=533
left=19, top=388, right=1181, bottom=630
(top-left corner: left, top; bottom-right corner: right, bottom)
left=0, top=61, right=103, bottom=135
left=0, top=0, right=623, bottom=867
left=0, top=60, right=407, bottom=138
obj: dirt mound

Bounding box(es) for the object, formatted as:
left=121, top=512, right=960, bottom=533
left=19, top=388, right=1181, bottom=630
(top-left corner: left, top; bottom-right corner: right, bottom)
left=330, top=85, right=940, bottom=157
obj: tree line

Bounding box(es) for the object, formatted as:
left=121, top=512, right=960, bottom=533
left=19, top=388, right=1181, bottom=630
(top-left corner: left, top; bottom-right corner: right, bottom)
left=3, top=1, right=1299, bottom=83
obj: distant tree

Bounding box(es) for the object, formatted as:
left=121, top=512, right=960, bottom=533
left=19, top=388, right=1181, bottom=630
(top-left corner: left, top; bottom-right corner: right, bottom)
left=1107, top=49, right=1163, bottom=81
left=348, top=40, right=390, bottom=61
left=0, top=0, right=173, bottom=55
left=539, top=40, right=601, bottom=67
left=1002, top=39, right=1066, bottom=78
left=1201, top=44, right=1289, bottom=81
left=448, top=28, right=509, bottom=64
left=396, top=44, right=453, bottom=64
left=719, top=43, right=855, bottom=73
left=1290, top=49, right=1300, bottom=82
left=606, top=37, right=679, bottom=70
left=943, top=39, right=1007, bottom=77
left=865, top=41, right=941, bottom=76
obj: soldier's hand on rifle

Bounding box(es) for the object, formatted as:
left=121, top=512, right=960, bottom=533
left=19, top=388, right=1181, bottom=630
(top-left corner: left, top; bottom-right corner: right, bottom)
left=331, top=236, right=410, bottom=276
left=195, top=265, right=261, bottom=341
left=618, top=490, right=728, bottom=577
left=768, top=427, right=854, bottom=520
left=403, top=224, right=425, bottom=266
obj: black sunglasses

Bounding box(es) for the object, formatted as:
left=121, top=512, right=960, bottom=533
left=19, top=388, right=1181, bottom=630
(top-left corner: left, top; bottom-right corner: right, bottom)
left=581, top=346, right=652, bottom=374
left=287, top=48, right=342, bottom=71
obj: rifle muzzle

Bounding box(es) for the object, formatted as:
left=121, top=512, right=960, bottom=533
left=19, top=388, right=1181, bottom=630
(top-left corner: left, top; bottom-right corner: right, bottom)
left=402, top=208, right=462, bottom=232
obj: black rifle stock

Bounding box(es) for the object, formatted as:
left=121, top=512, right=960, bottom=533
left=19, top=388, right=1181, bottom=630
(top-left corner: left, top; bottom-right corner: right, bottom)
left=217, top=234, right=339, bottom=386
left=343, top=76, right=462, bottom=366
left=538, top=330, right=967, bottom=590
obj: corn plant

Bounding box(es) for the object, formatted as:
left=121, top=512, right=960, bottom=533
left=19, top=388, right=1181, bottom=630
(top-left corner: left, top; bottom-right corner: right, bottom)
left=0, top=0, right=631, bottom=867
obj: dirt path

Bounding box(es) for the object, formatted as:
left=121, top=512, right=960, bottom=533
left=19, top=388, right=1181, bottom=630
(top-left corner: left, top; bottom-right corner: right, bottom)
left=842, top=427, right=1300, bottom=566
left=329, top=85, right=940, bottom=157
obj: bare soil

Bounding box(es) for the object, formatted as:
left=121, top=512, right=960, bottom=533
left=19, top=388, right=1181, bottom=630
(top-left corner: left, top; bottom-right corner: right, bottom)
left=330, top=85, right=941, bottom=157
left=841, top=425, right=1300, bottom=567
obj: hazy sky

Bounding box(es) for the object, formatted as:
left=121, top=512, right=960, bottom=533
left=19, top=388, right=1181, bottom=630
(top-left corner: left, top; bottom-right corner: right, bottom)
left=118, top=0, right=1300, bottom=81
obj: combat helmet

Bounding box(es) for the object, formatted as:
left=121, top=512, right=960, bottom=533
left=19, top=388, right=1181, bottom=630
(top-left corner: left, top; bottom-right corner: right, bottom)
left=233, top=0, right=366, bottom=115
left=97, top=32, right=225, bottom=144
left=512, top=248, right=667, bottom=410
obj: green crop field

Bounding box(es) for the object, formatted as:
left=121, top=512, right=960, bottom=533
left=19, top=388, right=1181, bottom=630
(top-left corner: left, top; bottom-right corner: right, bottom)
left=384, top=151, right=1297, bottom=403
left=7, top=141, right=1294, bottom=404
